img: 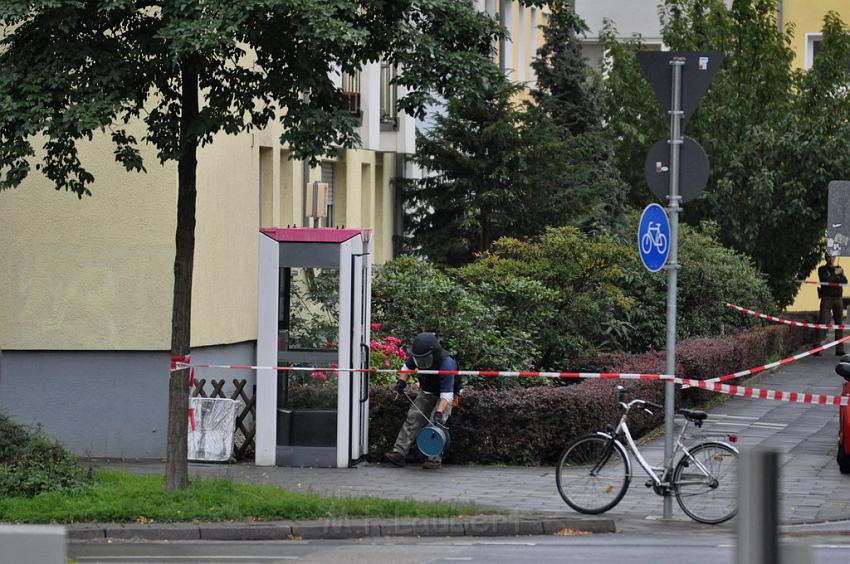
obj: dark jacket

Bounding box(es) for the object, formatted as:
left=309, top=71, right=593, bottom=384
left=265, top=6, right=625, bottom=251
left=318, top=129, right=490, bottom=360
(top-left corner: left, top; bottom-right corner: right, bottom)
left=818, top=264, right=847, bottom=298
left=403, top=355, right=458, bottom=395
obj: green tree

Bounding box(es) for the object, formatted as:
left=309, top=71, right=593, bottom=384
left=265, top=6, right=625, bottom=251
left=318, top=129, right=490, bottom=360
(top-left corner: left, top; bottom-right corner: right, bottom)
left=527, top=0, right=626, bottom=235
left=405, top=69, right=553, bottom=265
left=529, top=0, right=601, bottom=137
left=407, top=72, right=625, bottom=265
left=605, top=0, right=850, bottom=306
left=0, top=0, right=521, bottom=489
left=599, top=26, right=667, bottom=210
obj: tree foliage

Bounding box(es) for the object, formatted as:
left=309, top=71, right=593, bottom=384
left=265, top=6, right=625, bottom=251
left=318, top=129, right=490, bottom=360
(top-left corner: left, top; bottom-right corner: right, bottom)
left=404, top=70, right=558, bottom=265
left=529, top=0, right=601, bottom=137
left=604, top=0, right=850, bottom=306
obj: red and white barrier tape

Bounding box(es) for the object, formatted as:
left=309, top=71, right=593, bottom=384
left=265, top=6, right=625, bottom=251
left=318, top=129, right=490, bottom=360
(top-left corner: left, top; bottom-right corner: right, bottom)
left=725, top=302, right=850, bottom=330
left=175, top=362, right=849, bottom=406
left=797, top=279, right=849, bottom=288
left=673, top=377, right=848, bottom=406
left=702, top=337, right=850, bottom=386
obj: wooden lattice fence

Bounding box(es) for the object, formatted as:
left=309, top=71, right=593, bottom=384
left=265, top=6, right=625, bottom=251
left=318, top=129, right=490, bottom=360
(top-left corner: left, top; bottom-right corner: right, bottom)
left=191, top=378, right=256, bottom=460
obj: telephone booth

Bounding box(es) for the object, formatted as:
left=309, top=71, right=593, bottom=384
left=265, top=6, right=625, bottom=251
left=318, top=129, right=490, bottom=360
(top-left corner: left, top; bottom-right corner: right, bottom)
left=255, top=228, right=371, bottom=467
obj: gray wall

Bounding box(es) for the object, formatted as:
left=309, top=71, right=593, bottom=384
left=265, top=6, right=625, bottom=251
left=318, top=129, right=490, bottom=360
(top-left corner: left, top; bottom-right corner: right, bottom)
left=0, top=342, right=254, bottom=459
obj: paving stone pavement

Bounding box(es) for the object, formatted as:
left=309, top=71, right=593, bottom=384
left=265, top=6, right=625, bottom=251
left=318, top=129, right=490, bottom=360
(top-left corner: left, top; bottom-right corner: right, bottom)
left=102, top=353, right=850, bottom=530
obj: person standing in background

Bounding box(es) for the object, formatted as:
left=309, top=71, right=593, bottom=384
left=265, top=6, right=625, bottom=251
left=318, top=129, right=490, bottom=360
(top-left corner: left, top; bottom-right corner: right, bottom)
left=818, top=252, right=847, bottom=355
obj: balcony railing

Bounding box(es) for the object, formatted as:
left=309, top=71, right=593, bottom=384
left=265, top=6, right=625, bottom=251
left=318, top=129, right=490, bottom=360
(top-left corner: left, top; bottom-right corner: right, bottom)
left=342, top=70, right=361, bottom=118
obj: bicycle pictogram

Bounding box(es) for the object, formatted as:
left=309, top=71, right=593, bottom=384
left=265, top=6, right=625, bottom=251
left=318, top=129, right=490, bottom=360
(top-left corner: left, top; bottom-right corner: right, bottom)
left=641, top=221, right=668, bottom=255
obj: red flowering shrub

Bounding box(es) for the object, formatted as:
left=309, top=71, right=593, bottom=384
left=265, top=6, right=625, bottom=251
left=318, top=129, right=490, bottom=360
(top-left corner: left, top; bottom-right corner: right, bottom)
left=369, top=325, right=408, bottom=385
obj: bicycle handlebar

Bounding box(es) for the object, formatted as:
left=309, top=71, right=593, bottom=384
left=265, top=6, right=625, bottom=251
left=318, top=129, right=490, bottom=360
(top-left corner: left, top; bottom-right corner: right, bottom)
left=621, top=398, right=663, bottom=412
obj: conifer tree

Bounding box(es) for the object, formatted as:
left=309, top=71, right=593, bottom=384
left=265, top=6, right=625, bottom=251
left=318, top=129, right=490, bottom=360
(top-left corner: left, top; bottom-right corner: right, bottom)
left=530, top=0, right=601, bottom=137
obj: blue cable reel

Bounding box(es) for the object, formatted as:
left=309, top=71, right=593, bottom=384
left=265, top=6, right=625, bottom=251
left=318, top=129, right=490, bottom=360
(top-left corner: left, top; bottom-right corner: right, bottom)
left=416, top=422, right=451, bottom=458
left=399, top=390, right=452, bottom=458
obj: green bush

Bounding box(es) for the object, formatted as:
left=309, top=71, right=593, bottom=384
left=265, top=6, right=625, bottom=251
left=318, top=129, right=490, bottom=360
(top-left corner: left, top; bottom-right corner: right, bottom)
left=372, top=256, right=538, bottom=383
left=0, top=413, right=90, bottom=498
left=0, top=413, right=31, bottom=464
left=613, top=218, right=776, bottom=352
left=455, top=227, right=632, bottom=370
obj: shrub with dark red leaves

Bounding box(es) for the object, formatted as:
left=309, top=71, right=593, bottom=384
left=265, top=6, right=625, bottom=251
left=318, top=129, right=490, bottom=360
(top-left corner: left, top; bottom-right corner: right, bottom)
left=368, top=379, right=663, bottom=466
left=367, top=324, right=818, bottom=466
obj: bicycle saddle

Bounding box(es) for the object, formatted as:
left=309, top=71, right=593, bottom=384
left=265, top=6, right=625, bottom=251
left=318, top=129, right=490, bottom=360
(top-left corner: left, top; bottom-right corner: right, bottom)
left=677, top=408, right=708, bottom=422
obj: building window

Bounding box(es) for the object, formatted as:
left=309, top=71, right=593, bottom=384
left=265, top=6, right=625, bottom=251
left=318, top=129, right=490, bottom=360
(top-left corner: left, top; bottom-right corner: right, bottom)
left=342, top=70, right=361, bottom=118
left=380, top=62, right=398, bottom=129
left=807, top=33, right=850, bottom=70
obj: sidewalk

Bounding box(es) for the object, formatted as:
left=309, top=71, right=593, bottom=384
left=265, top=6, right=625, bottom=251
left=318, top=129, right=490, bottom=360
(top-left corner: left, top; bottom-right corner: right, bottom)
left=83, top=353, right=850, bottom=538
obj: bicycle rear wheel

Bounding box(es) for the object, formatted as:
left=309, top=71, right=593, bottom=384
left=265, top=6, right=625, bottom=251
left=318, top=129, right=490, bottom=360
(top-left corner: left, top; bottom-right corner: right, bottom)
left=556, top=434, right=630, bottom=514
left=673, top=442, right=738, bottom=524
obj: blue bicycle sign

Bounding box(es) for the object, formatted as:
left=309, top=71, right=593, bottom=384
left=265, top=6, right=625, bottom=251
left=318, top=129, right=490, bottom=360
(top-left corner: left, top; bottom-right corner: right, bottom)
left=638, top=204, right=670, bottom=272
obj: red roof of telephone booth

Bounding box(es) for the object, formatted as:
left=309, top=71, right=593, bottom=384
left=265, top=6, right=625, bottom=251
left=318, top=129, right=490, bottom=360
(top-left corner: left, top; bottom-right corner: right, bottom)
left=260, top=227, right=371, bottom=243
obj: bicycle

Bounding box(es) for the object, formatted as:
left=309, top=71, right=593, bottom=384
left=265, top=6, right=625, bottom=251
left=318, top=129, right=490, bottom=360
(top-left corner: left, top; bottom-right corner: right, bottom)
left=641, top=221, right=668, bottom=255
left=555, top=386, right=738, bottom=524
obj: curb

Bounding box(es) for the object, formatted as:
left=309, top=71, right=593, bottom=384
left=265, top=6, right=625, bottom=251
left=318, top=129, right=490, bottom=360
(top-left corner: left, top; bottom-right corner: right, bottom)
left=67, top=515, right=615, bottom=542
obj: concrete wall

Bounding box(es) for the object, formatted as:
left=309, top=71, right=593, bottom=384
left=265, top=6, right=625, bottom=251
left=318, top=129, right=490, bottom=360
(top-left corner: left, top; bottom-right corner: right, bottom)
left=0, top=341, right=254, bottom=459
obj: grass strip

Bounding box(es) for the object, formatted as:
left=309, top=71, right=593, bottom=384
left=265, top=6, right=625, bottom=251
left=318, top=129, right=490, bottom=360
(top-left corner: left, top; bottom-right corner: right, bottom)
left=0, top=469, right=484, bottom=524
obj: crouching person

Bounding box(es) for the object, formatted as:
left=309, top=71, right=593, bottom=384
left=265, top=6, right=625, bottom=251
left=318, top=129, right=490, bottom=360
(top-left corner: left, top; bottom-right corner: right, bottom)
left=382, top=332, right=457, bottom=470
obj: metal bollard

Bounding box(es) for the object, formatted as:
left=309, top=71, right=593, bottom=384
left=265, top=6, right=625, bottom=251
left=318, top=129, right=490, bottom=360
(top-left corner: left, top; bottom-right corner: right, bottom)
left=736, top=448, right=779, bottom=564
left=736, top=448, right=813, bottom=564
left=0, top=525, right=66, bottom=564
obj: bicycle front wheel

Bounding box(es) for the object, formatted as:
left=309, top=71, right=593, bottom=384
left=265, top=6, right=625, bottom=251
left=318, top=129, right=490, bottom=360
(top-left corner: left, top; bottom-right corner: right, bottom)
left=673, top=442, right=738, bottom=524
left=556, top=434, right=630, bottom=514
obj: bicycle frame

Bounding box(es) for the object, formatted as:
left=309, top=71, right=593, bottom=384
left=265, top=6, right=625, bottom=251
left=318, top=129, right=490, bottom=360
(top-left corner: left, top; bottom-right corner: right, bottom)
left=603, top=400, right=731, bottom=488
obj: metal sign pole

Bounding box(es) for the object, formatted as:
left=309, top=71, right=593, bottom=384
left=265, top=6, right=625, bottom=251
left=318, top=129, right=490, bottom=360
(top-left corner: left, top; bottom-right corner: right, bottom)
left=663, top=57, right=685, bottom=520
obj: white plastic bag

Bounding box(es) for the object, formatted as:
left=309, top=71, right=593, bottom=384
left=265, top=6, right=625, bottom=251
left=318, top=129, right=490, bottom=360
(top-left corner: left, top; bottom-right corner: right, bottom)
left=187, top=398, right=238, bottom=462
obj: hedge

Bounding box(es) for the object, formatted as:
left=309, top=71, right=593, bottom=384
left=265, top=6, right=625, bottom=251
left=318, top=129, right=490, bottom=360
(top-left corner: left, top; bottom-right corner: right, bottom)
left=367, top=324, right=819, bottom=465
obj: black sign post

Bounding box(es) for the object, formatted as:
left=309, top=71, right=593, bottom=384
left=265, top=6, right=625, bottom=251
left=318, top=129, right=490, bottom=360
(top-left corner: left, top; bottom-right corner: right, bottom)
left=637, top=51, right=724, bottom=520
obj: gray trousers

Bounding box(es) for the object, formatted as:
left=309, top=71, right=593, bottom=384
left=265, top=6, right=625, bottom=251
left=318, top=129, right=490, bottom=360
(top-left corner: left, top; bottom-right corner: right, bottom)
left=392, top=391, right=452, bottom=460
left=819, top=296, right=845, bottom=352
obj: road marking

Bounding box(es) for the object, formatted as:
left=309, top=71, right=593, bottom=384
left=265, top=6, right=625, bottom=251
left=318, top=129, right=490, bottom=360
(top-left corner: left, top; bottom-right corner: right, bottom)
left=720, top=543, right=850, bottom=549
left=76, top=557, right=299, bottom=561
left=708, top=420, right=787, bottom=429
left=443, top=558, right=473, bottom=561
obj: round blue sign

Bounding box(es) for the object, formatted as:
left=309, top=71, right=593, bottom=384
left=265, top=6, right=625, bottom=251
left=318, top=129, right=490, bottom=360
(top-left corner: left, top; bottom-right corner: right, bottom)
left=638, top=203, right=670, bottom=273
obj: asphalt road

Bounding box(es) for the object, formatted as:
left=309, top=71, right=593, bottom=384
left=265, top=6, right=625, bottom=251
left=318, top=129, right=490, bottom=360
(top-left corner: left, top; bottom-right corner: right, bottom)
left=68, top=530, right=850, bottom=564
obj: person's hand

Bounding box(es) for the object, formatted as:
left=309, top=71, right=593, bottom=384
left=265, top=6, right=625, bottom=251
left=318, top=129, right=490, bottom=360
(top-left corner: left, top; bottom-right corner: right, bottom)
left=836, top=266, right=844, bottom=275
left=394, top=379, right=407, bottom=395
left=433, top=411, right=444, bottom=426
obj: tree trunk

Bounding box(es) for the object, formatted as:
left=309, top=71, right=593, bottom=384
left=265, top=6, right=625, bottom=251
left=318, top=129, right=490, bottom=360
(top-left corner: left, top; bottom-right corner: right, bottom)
left=165, top=61, right=199, bottom=492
